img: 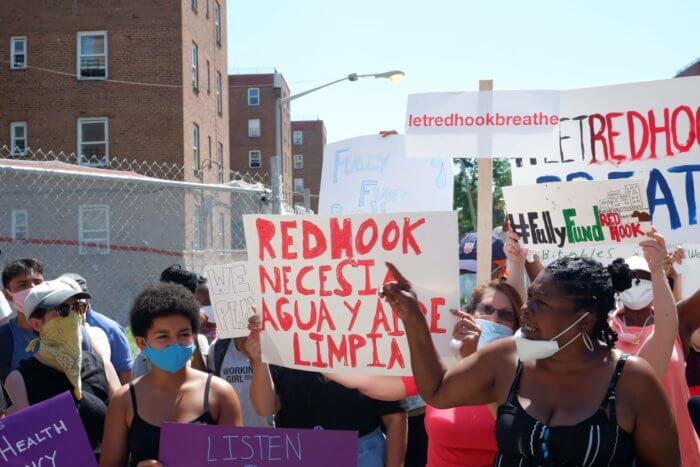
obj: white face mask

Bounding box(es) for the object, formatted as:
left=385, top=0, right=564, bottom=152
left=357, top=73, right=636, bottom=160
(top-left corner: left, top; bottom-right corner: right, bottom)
left=514, top=312, right=589, bottom=361
left=620, top=279, right=653, bottom=310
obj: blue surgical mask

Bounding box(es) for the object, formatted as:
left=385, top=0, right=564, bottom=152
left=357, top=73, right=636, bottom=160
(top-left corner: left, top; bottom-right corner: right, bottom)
left=144, top=343, right=196, bottom=373
left=476, top=319, right=513, bottom=348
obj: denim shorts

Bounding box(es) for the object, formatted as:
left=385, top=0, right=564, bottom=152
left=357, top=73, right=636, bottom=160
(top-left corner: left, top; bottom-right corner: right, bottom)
left=357, top=427, right=386, bottom=467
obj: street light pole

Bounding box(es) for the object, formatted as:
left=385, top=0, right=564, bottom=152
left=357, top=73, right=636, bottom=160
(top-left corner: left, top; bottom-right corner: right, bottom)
left=271, top=70, right=404, bottom=214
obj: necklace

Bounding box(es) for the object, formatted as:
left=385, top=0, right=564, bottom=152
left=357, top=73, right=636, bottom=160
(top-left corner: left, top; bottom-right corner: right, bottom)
left=622, top=314, right=653, bottom=346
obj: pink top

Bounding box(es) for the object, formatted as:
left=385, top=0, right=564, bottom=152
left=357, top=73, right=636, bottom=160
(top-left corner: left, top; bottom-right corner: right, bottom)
left=401, top=377, right=497, bottom=467
left=612, top=315, right=700, bottom=467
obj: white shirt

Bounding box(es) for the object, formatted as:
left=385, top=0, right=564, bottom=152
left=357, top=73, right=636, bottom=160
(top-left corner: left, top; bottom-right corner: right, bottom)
left=208, top=339, right=273, bottom=428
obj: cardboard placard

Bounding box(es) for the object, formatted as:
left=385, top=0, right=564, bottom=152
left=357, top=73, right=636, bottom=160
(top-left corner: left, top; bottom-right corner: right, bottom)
left=203, top=261, right=255, bottom=338
left=318, top=134, right=453, bottom=214
left=243, top=212, right=460, bottom=375
left=159, top=423, right=357, bottom=467
left=503, top=180, right=650, bottom=249
left=0, top=392, right=96, bottom=467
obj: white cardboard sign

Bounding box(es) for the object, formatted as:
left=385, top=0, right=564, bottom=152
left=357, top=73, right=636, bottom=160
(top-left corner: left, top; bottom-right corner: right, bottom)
left=503, top=180, right=650, bottom=250
left=203, top=261, right=255, bottom=338
left=243, top=212, right=460, bottom=375
left=318, top=134, right=453, bottom=214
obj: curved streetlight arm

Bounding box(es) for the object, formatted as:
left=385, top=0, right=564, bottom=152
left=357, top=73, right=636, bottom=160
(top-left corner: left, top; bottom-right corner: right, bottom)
left=279, top=75, right=353, bottom=105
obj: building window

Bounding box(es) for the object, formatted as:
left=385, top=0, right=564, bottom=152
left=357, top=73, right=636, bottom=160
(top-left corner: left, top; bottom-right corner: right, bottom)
left=206, top=61, right=211, bottom=93
left=10, top=36, right=26, bottom=69
left=249, top=150, right=261, bottom=169
left=248, top=119, right=261, bottom=137
left=77, top=118, right=108, bottom=166
left=79, top=205, right=110, bottom=254
left=217, top=142, right=224, bottom=182
left=207, top=135, right=212, bottom=162
left=294, top=178, right=304, bottom=193
left=216, top=71, right=222, bottom=114
left=214, top=1, right=222, bottom=46
left=191, top=0, right=198, bottom=13
left=77, top=31, right=107, bottom=79
left=10, top=122, right=27, bottom=156
left=206, top=0, right=210, bottom=17
left=191, top=42, right=199, bottom=92
left=193, top=207, right=202, bottom=250
left=11, top=209, right=28, bottom=241
left=293, top=130, right=303, bottom=145
left=293, top=154, right=304, bottom=169
left=247, top=88, right=260, bottom=106
left=193, top=123, right=200, bottom=173
left=218, top=212, right=225, bottom=250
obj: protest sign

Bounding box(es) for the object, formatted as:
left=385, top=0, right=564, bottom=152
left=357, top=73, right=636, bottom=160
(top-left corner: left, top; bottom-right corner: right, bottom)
left=159, top=422, right=357, bottom=467
left=203, top=261, right=255, bottom=338
left=0, top=391, right=96, bottom=467
left=503, top=179, right=651, bottom=250
left=407, top=76, right=700, bottom=160
left=243, top=212, right=460, bottom=375
left=318, top=134, right=453, bottom=214
left=405, top=89, right=560, bottom=158
left=507, top=77, right=700, bottom=246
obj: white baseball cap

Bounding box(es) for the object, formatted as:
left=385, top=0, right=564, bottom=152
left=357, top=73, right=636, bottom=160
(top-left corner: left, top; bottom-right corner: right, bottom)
left=23, top=278, right=91, bottom=320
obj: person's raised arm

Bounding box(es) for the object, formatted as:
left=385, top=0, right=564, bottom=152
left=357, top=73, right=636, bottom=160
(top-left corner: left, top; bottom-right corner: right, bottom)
left=322, top=374, right=408, bottom=401
left=381, top=262, right=500, bottom=409
left=102, top=356, right=122, bottom=399
left=246, top=314, right=280, bottom=417
left=382, top=411, right=407, bottom=467
left=3, top=370, right=28, bottom=414
left=503, top=230, right=528, bottom=304
left=637, top=229, right=678, bottom=380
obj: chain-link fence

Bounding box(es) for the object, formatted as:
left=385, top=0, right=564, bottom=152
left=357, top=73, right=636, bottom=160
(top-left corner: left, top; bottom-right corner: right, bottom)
left=0, top=146, right=272, bottom=325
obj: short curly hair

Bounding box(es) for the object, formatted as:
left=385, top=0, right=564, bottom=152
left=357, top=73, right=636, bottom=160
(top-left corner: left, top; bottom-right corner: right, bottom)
left=130, top=282, right=200, bottom=337
left=544, top=256, right=634, bottom=349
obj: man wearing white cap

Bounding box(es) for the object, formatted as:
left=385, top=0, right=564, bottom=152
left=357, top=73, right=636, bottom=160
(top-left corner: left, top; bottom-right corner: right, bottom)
left=3, top=278, right=120, bottom=453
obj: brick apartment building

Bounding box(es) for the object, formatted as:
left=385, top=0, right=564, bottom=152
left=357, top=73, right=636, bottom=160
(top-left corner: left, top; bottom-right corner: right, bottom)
left=290, top=119, right=326, bottom=212
left=228, top=72, right=293, bottom=203
left=676, top=57, right=700, bottom=77
left=0, top=0, right=229, bottom=184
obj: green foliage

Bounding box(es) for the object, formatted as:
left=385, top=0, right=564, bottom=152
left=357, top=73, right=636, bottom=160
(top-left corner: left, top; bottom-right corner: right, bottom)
left=453, top=158, right=512, bottom=236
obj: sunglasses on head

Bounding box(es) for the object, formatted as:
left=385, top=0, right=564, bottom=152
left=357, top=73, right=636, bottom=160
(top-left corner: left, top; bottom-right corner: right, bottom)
left=475, top=303, right=516, bottom=322
left=53, top=301, right=88, bottom=317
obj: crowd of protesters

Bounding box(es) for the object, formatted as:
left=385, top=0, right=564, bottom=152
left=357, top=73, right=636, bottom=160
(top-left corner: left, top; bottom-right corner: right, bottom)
left=1, top=223, right=700, bottom=466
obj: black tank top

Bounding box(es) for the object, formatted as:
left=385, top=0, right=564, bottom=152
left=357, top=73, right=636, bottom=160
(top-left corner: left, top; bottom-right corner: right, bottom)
left=18, top=352, right=109, bottom=450
left=127, top=374, right=217, bottom=466
left=494, top=354, right=636, bottom=466
left=686, top=346, right=700, bottom=390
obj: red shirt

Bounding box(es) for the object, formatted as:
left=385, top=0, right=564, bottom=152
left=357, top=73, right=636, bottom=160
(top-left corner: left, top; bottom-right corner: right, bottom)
left=402, top=377, right=497, bottom=467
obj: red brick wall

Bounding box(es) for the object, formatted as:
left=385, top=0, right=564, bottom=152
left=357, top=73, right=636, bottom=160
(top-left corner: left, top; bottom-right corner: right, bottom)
left=291, top=120, right=326, bottom=212
left=0, top=1, right=189, bottom=172
left=181, top=0, right=229, bottom=184
left=229, top=73, right=292, bottom=201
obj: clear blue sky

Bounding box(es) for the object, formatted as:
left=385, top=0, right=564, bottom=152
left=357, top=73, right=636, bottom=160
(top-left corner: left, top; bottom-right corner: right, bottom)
left=227, top=0, right=699, bottom=143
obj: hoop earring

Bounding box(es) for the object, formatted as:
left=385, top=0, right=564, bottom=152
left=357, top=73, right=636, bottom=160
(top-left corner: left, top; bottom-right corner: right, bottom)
left=582, top=333, right=594, bottom=352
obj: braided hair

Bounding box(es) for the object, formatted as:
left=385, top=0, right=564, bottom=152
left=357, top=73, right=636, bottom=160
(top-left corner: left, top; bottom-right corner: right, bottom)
left=544, top=256, right=634, bottom=349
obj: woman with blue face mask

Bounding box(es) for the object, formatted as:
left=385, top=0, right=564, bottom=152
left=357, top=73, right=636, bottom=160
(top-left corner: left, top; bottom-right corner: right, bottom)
left=323, top=281, right=523, bottom=467
left=382, top=251, right=680, bottom=466
left=100, top=283, right=242, bottom=467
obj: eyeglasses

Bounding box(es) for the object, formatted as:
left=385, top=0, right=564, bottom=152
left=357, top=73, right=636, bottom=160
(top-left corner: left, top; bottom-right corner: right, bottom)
left=54, top=301, right=88, bottom=317
left=475, top=303, right=516, bottom=322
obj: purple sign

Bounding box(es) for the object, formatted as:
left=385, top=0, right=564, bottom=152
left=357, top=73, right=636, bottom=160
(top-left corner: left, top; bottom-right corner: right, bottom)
left=160, top=423, right=358, bottom=467
left=0, top=391, right=96, bottom=467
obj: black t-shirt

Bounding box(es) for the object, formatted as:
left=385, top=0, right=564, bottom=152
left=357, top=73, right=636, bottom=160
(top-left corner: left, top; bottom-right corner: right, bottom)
left=17, top=352, right=109, bottom=450
left=270, top=366, right=404, bottom=436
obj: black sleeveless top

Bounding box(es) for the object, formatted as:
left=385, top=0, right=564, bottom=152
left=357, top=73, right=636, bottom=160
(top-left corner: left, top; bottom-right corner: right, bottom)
left=18, top=352, right=109, bottom=450
left=127, top=374, right=218, bottom=466
left=494, top=354, right=636, bottom=466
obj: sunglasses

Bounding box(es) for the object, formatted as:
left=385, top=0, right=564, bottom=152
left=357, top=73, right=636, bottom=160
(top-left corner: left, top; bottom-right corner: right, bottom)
left=54, top=301, right=89, bottom=317
left=475, top=303, right=516, bottom=322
